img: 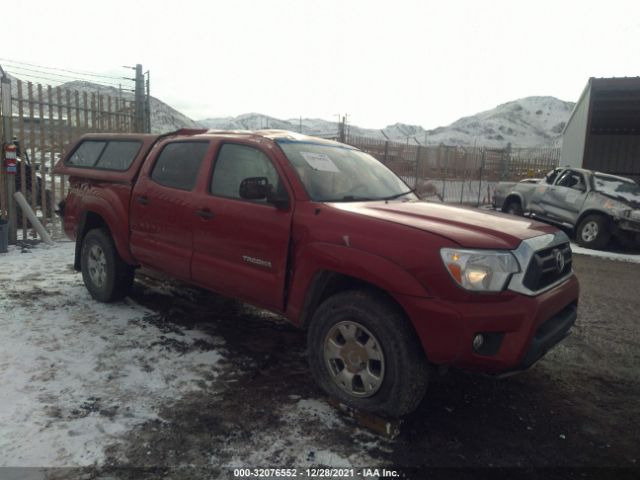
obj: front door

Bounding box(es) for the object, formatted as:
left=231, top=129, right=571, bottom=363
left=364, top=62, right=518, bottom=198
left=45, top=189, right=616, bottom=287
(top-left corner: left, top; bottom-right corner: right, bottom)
left=541, top=169, right=588, bottom=224
left=191, top=142, right=293, bottom=311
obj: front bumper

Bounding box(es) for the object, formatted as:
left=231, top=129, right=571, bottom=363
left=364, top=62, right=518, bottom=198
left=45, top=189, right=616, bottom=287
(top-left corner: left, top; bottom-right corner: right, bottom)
left=498, top=301, right=576, bottom=376
left=394, top=274, right=580, bottom=373
left=616, top=218, right=640, bottom=234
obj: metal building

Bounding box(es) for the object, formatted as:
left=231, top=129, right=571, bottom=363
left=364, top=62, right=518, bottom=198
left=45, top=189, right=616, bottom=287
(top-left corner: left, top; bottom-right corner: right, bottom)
left=562, top=77, right=640, bottom=182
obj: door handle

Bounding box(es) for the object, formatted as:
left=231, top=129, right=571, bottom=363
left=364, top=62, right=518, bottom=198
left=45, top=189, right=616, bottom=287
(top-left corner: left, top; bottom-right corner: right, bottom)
left=136, top=196, right=149, bottom=205
left=196, top=208, right=214, bottom=220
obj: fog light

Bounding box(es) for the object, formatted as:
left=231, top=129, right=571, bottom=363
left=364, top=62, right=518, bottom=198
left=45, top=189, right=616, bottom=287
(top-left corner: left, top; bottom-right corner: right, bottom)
left=472, top=334, right=484, bottom=351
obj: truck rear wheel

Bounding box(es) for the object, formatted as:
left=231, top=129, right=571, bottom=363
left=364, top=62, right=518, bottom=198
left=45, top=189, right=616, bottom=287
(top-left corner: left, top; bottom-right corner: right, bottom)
left=307, top=290, right=428, bottom=417
left=81, top=228, right=134, bottom=302
left=576, top=214, right=611, bottom=250
left=503, top=199, right=523, bottom=216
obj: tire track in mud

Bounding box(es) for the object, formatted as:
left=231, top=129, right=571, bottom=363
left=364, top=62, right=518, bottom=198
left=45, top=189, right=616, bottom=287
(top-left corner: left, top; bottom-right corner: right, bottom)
left=91, top=276, right=388, bottom=478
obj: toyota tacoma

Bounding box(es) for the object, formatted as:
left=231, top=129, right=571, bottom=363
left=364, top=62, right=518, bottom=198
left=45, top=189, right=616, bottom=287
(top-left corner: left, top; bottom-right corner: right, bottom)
left=54, top=129, right=579, bottom=417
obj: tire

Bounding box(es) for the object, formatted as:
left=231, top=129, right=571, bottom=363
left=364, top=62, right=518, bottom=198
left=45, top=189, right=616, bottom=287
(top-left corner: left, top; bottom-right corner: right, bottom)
left=80, top=228, right=135, bottom=302
left=307, top=289, right=429, bottom=417
left=503, top=199, right=524, bottom=216
left=576, top=214, right=611, bottom=249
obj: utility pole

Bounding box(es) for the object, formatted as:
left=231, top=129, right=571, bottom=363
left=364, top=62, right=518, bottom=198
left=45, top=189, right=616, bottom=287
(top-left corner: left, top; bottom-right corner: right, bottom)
left=337, top=114, right=349, bottom=143
left=1, top=70, right=16, bottom=244
left=344, top=114, right=349, bottom=141
left=144, top=70, right=151, bottom=133
left=134, top=64, right=145, bottom=133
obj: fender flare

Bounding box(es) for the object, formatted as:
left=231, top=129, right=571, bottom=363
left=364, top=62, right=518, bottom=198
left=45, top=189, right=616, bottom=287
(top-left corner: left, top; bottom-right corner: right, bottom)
left=74, top=195, right=135, bottom=270
left=575, top=209, right=613, bottom=231
left=286, top=242, right=430, bottom=325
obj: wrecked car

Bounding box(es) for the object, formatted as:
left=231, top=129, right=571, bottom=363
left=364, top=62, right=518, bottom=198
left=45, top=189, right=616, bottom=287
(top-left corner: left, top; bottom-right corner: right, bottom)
left=494, top=167, right=640, bottom=249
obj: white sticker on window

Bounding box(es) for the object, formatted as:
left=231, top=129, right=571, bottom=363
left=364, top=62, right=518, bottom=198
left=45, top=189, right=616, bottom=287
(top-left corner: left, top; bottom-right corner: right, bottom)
left=300, top=152, right=340, bottom=173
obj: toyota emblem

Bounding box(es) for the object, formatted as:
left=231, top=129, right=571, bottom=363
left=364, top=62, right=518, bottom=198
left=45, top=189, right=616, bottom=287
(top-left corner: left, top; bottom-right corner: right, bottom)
left=555, top=249, right=565, bottom=273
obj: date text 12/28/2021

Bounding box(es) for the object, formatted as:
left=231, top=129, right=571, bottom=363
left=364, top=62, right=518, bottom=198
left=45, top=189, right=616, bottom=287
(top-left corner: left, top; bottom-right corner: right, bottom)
left=233, top=468, right=399, bottom=477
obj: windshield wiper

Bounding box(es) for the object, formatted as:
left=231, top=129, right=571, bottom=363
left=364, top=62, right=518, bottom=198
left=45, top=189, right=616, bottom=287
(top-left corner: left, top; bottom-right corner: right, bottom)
left=321, top=195, right=376, bottom=202
left=378, top=189, right=416, bottom=201
left=323, top=189, right=415, bottom=203
left=328, top=195, right=374, bottom=202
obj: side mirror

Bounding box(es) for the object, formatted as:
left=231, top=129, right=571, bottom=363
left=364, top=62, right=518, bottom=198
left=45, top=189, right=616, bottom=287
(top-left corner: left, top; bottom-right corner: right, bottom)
left=267, top=190, right=290, bottom=210
left=239, top=177, right=268, bottom=200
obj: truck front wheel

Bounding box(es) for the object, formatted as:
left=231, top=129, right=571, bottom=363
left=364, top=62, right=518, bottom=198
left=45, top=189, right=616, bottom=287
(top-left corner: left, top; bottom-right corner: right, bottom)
left=307, top=290, right=428, bottom=417
left=576, top=214, right=611, bottom=250
left=81, top=228, right=134, bottom=302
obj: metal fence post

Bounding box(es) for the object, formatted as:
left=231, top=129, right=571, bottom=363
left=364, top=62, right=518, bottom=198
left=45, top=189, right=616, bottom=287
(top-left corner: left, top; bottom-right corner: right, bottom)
left=442, top=146, right=448, bottom=202
left=477, top=148, right=485, bottom=207
left=414, top=145, right=421, bottom=190
left=1, top=75, right=16, bottom=245
left=501, top=142, right=511, bottom=181
left=134, top=64, right=145, bottom=133
left=383, top=141, right=389, bottom=165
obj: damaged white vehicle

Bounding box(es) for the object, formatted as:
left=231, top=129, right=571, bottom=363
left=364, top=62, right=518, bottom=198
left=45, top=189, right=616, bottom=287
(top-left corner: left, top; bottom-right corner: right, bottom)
left=494, top=167, right=640, bottom=249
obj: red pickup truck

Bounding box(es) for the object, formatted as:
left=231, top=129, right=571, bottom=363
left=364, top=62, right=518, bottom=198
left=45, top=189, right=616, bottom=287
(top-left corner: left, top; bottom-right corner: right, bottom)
left=54, top=129, right=579, bottom=417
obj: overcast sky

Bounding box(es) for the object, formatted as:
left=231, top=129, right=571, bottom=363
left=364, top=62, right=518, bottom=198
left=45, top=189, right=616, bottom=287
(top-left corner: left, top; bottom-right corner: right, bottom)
left=5, top=0, right=639, bottom=129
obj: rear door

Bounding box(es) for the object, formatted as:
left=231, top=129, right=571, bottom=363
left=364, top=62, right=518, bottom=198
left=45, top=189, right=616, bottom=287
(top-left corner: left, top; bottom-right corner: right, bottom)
left=130, top=140, right=210, bottom=280
left=191, top=141, right=293, bottom=311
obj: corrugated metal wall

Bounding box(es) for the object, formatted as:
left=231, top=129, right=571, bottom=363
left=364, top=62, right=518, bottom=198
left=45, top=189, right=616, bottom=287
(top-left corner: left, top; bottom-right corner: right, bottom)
left=585, top=134, right=640, bottom=182
left=561, top=84, right=591, bottom=168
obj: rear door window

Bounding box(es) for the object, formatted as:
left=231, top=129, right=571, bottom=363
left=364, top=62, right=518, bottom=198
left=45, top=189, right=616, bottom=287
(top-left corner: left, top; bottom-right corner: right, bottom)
left=151, top=141, right=209, bottom=191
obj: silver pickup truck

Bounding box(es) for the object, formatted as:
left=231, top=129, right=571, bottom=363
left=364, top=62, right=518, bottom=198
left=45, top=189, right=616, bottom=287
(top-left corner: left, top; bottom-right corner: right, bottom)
left=494, top=167, right=640, bottom=249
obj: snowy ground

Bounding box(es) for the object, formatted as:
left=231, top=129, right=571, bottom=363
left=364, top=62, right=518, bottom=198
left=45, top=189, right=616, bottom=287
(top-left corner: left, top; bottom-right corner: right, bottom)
left=1, top=240, right=639, bottom=478
left=570, top=243, right=640, bottom=263
left=0, top=242, right=224, bottom=466
left=0, top=242, right=382, bottom=472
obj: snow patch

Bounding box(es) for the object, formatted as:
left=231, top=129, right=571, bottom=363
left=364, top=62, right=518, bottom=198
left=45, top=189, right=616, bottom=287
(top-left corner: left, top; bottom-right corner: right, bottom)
left=223, top=398, right=380, bottom=468
left=0, top=242, right=227, bottom=467
left=571, top=244, right=640, bottom=264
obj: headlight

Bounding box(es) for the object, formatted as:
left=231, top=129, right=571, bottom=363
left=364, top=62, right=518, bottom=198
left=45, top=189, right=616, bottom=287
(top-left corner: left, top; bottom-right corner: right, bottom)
left=440, top=248, right=520, bottom=292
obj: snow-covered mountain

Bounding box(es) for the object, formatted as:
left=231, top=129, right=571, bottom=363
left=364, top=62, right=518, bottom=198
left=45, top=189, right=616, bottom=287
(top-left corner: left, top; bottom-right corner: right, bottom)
left=7, top=71, right=573, bottom=146
left=54, top=81, right=202, bottom=134
left=200, top=96, right=575, bottom=147
left=425, top=96, right=574, bottom=147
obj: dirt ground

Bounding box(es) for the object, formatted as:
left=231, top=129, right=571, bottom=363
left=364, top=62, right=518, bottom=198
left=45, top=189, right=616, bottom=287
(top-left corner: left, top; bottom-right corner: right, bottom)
left=6, top=251, right=640, bottom=479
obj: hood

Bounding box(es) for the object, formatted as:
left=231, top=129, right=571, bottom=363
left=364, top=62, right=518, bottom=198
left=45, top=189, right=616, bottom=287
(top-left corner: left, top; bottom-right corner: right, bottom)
left=597, top=192, right=640, bottom=210
left=329, top=200, right=558, bottom=250
left=592, top=175, right=640, bottom=209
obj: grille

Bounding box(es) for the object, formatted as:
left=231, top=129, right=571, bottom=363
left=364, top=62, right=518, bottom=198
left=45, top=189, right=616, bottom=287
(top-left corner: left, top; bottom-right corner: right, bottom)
left=522, top=242, right=572, bottom=291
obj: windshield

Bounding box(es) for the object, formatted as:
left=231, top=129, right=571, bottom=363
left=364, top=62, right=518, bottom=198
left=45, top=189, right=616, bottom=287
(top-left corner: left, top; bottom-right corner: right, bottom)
left=593, top=174, right=640, bottom=205
left=277, top=141, right=415, bottom=202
